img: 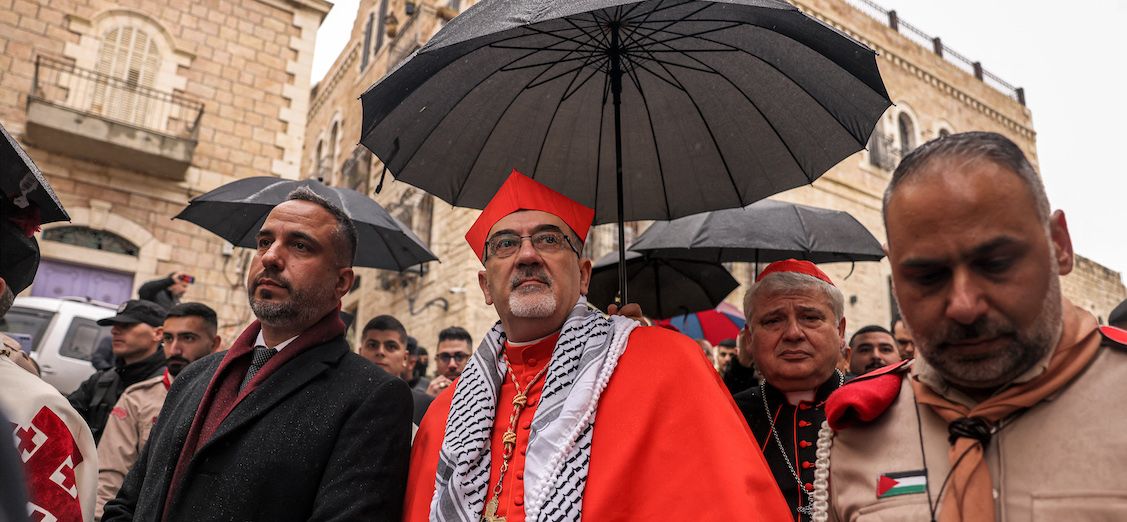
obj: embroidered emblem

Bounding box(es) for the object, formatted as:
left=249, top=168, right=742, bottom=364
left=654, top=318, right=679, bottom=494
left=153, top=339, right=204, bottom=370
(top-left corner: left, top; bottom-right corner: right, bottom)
left=877, top=470, right=927, bottom=498
left=110, top=406, right=127, bottom=420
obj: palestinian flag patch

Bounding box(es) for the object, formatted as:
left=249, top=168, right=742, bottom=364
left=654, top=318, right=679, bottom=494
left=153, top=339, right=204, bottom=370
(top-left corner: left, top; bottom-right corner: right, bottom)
left=877, top=470, right=927, bottom=498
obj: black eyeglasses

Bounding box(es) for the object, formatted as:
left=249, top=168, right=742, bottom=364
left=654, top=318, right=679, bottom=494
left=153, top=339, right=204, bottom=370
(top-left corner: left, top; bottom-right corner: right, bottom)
left=484, top=230, right=578, bottom=260
left=436, top=352, right=470, bottom=363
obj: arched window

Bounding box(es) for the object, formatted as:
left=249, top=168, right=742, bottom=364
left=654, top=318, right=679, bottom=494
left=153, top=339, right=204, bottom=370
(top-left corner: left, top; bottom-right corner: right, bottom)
left=94, top=24, right=161, bottom=127
left=42, top=226, right=140, bottom=256
left=898, top=113, right=917, bottom=154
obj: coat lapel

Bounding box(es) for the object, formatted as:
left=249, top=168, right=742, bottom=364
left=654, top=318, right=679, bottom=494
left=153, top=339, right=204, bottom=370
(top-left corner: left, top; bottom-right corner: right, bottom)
left=195, top=340, right=346, bottom=455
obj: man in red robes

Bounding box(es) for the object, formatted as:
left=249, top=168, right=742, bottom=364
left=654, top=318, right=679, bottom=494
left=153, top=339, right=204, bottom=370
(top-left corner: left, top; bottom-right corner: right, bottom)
left=404, top=170, right=789, bottom=522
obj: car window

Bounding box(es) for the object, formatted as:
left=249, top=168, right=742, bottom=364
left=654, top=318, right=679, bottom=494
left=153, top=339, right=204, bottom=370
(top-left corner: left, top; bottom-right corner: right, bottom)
left=59, top=317, right=110, bottom=362
left=0, top=307, right=55, bottom=352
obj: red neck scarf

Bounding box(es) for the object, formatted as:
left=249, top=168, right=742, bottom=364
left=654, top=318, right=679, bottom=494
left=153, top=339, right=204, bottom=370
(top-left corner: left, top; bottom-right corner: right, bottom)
left=162, top=309, right=345, bottom=520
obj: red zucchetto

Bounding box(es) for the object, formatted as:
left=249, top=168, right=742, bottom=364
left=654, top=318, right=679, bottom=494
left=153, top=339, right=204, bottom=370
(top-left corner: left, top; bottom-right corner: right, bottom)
left=755, top=258, right=835, bottom=286
left=465, top=169, right=595, bottom=261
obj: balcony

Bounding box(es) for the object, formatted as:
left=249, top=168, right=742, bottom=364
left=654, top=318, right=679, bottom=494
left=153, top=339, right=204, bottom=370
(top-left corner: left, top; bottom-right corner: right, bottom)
left=25, top=55, right=204, bottom=180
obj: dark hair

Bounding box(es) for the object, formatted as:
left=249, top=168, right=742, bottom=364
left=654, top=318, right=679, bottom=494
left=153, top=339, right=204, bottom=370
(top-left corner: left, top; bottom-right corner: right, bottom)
left=883, top=131, right=1050, bottom=234
left=406, top=335, right=419, bottom=356
left=166, top=302, right=218, bottom=335
left=286, top=186, right=358, bottom=267
left=363, top=315, right=407, bottom=343
left=890, top=317, right=906, bottom=333
left=717, top=338, right=737, bottom=348
left=416, top=347, right=429, bottom=357
left=849, top=325, right=892, bottom=347
left=438, top=326, right=473, bottom=347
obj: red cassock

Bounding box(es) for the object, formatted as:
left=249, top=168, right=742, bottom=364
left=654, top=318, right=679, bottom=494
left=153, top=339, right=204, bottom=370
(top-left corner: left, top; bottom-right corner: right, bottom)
left=404, top=326, right=791, bottom=521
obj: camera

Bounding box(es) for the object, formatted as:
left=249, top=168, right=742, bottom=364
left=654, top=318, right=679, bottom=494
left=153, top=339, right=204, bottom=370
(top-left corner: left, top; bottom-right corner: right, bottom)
left=178, top=274, right=195, bottom=284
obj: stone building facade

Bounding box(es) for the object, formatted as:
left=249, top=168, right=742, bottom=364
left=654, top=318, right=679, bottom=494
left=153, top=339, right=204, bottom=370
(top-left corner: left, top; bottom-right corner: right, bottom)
left=2, top=0, right=330, bottom=343
left=303, top=0, right=486, bottom=350
left=308, top=0, right=1125, bottom=359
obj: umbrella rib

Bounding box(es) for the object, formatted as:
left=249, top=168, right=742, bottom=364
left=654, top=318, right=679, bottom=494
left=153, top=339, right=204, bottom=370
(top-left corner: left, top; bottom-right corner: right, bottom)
left=532, top=49, right=604, bottom=174
left=525, top=56, right=608, bottom=90
left=666, top=44, right=816, bottom=188
left=621, top=50, right=674, bottom=219
left=562, top=56, right=609, bottom=101
left=631, top=43, right=740, bottom=204
left=452, top=45, right=584, bottom=204
left=639, top=24, right=871, bottom=150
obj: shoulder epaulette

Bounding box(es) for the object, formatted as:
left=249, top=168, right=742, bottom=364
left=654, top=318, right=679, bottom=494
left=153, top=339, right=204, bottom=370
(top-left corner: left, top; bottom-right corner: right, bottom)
left=825, top=359, right=912, bottom=431
left=1099, top=326, right=1127, bottom=349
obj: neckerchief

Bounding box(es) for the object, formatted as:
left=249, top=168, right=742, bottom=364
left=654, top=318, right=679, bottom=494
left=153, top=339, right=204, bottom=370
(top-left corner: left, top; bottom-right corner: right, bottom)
left=431, top=297, right=637, bottom=522
left=911, top=299, right=1101, bottom=522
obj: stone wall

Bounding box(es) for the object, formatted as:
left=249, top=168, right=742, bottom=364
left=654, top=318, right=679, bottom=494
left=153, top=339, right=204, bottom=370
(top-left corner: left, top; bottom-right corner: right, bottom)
left=1063, top=255, right=1127, bottom=324
left=2, top=0, right=329, bottom=341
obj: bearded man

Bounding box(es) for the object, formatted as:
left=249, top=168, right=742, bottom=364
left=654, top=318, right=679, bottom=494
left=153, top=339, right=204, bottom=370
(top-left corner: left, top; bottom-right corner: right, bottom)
left=404, top=170, right=789, bottom=521
left=823, top=132, right=1127, bottom=521
left=732, top=259, right=849, bottom=521
left=103, top=188, right=412, bottom=521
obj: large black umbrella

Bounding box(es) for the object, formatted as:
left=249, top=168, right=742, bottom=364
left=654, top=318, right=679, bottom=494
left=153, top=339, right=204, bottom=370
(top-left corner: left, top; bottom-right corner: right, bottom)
left=587, top=250, right=738, bottom=318
left=174, top=177, right=437, bottom=271
left=1, top=122, right=69, bottom=223
left=629, top=198, right=884, bottom=265
left=359, top=0, right=891, bottom=301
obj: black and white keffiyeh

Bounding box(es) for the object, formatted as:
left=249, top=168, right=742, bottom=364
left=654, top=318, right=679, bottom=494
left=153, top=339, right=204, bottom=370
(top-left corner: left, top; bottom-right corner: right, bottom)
left=430, top=297, right=637, bottom=522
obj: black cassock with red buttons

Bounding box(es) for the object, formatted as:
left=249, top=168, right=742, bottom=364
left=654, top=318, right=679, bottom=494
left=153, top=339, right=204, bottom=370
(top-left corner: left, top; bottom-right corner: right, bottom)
left=733, top=375, right=845, bottom=522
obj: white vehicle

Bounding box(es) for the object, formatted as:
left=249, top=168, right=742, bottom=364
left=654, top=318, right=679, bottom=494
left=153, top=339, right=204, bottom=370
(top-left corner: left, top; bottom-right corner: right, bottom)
left=1, top=296, right=115, bottom=394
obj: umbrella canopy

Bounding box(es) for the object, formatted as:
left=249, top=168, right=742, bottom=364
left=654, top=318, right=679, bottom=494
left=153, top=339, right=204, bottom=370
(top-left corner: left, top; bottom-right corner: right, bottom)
left=359, top=0, right=891, bottom=301
left=629, top=198, right=885, bottom=264
left=587, top=250, right=738, bottom=318
left=0, top=122, right=69, bottom=223
left=657, top=304, right=745, bottom=345
left=174, top=177, right=437, bottom=271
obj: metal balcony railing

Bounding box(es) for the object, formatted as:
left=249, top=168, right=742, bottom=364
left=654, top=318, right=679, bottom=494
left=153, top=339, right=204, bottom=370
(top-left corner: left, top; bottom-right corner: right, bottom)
left=843, top=0, right=1026, bottom=106
left=31, top=55, right=204, bottom=138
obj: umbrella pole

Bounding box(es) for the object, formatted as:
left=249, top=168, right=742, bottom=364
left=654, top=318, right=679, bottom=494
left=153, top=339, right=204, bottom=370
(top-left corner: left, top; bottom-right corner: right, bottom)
left=610, top=21, right=628, bottom=306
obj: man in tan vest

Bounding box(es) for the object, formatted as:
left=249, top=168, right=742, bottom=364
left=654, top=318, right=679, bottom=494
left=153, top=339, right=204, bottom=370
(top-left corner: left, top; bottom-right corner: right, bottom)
left=821, top=131, right=1127, bottom=521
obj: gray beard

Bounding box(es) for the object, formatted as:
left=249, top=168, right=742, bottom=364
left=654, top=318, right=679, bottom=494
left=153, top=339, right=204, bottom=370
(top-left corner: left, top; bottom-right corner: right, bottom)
left=509, top=290, right=557, bottom=318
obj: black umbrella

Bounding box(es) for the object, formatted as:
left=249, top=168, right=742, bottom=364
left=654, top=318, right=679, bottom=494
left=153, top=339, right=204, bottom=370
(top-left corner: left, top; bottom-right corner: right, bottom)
left=629, top=198, right=884, bottom=266
left=359, top=0, right=891, bottom=302
left=587, top=250, right=738, bottom=318
left=174, top=177, right=438, bottom=271
left=1, top=122, right=69, bottom=223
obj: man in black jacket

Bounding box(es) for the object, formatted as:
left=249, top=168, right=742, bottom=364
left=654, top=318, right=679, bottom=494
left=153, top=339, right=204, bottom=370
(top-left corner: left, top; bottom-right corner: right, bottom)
left=67, top=299, right=166, bottom=442
left=103, top=187, right=412, bottom=521
left=137, top=272, right=192, bottom=310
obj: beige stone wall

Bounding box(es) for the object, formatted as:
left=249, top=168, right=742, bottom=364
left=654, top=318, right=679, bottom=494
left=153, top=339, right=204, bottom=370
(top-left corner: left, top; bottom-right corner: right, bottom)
left=1062, top=255, right=1127, bottom=325
left=304, top=0, right=489, bottom=355
left=2, top=0, right=329, bottom=341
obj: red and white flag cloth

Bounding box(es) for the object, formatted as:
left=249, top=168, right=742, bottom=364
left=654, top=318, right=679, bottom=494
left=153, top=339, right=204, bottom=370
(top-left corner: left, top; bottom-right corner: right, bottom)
left=1, top=355, right=97, bottom=521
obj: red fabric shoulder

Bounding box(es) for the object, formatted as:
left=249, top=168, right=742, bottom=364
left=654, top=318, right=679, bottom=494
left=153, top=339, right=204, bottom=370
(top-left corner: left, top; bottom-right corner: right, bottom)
left=1100, top=325, right=1127, bottom=347
left=825, top=359, right=911, bottom=431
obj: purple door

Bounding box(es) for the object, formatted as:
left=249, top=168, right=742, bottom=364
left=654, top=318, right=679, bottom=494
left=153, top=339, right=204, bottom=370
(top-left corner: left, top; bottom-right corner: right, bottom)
left=31, top=260, right=134, bottom=305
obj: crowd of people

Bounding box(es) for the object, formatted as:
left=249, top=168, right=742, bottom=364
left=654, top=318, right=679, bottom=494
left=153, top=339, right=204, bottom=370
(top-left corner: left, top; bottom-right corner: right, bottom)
left=2, top=131, right=1126, bottom=521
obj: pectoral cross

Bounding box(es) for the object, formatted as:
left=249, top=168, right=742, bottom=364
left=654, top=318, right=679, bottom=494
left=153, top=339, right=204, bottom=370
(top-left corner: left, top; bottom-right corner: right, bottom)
left=482, top=497, right=505, bottom=522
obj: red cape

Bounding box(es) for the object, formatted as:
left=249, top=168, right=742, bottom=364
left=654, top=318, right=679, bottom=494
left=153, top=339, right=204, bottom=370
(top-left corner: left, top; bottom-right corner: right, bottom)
left=404, top=325, right=790, bottom=521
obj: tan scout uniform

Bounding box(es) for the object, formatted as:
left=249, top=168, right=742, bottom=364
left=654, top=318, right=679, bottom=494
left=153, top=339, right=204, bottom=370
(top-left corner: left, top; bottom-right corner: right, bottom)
left=94, top=371, right=169, bottom=520
left=828, top=305, right=1127, bottom=521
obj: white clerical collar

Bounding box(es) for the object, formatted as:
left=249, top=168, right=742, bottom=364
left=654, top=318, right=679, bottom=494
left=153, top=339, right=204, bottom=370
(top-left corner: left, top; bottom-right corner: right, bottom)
left=254, top=331, right=299, bottom=353
left=784, top=390, right=816, bottom=405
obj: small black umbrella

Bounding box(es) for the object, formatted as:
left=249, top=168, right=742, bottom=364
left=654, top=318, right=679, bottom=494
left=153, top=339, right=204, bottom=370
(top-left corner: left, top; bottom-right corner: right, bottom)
left=586, top=250, right=738, bottom=318
left=174, top=177, right=437, bottom=271
left=0, top=122, right=69, bottom=223
left=629, top=198, right=884, bottom=266
left=359, top=0, right=891, bottom=302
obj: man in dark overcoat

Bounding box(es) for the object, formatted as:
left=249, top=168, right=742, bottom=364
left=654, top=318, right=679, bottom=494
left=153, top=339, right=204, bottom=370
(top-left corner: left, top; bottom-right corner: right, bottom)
left=103, top=187, right=412, bottom=521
